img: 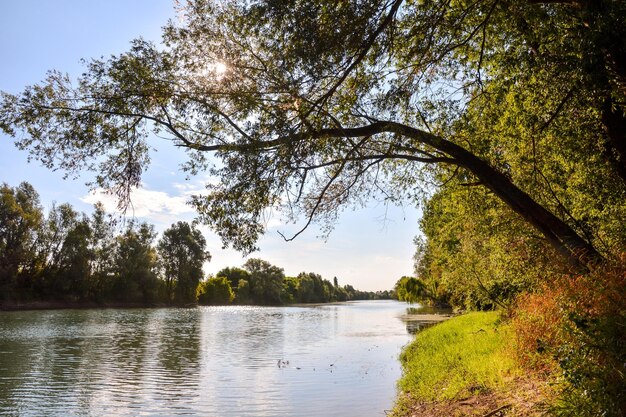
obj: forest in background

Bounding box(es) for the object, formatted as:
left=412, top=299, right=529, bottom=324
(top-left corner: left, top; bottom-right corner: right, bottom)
left=0, top=182, right=388, bottom=307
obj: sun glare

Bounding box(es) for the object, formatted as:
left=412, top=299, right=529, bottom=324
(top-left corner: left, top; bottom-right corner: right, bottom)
left=196, top=61, right=228, bottom=82
left=213, top=62, right=227, bottom=74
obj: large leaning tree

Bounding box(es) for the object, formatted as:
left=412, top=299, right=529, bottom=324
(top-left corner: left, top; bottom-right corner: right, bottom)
left=1, top=0, right=625, bottom=267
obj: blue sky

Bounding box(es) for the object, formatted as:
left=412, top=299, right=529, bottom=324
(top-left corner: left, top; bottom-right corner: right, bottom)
left=0, top=0, right=422, bottom=291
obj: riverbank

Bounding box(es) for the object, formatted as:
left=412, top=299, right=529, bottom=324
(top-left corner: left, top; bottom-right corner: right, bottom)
left=392, top=311, right=551, bottom=416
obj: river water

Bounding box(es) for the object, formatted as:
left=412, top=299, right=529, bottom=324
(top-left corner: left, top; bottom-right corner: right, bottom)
left=0, top=300, right=418, bottom=417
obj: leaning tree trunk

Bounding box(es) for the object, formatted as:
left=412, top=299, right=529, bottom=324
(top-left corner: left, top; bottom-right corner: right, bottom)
left=321, top=121, right=603, bottom=268
left=393, top=123, right=603, bottom=268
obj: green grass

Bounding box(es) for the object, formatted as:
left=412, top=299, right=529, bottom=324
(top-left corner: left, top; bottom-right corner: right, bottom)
left=396, top=311, right=520, bottom=403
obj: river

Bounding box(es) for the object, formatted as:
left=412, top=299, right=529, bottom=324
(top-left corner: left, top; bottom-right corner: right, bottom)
left=0, top=300, right=425, bottom=417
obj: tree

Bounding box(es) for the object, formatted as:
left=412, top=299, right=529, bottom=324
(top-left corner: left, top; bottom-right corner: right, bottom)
left=215, top=266, right=250, bottom=298
left=296, top=272, right=331, bottom=303
left=243, top=258, right=285, bottom=305
left=37, top=203, right=94, bottom=300
left=88, top=202, right=117, bottom=300
left=235, top=279, right=251, bottom=304
left=53, top=216, right=93, bottom=301
left=112, top=222, right=159, bottom=303
left=157, top=221, right=210, bottom=304
left=197, top=276, right=234, bottom=305
left=282, top=276, right=299, bottom=303
left=0, top=182, right=43, bottom=300
left=2, top=0, right=625, bottom=267
left=414, top=183, right=556, bottom=310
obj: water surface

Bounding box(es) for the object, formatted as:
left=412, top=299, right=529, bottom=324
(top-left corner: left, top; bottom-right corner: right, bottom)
left=0, top=300, right=415, bottom=417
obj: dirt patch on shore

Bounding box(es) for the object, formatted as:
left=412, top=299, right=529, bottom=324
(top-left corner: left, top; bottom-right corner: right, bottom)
left=395, top=375, right=552, bottom=417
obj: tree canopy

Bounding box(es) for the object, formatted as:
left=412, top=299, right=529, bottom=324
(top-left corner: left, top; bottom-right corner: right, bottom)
left=1, top=0, right=625, bottom=267
left=158, top=221, right=211, bottom=303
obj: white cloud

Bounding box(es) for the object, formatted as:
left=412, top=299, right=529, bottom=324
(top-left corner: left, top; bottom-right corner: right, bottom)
left=81, top=187, right=194, bottom=219
left=79, top=183, right=421, bottom=292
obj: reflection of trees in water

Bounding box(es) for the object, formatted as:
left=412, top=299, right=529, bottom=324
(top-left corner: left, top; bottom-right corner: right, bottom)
left=405, top=306, right=453, bottom=315
left=241, top=310, right=285, bottom=360
left=109, top=310, right=150, bottom=378
left=405, top=320, right=437, bottom=335
left=0, top=313, right=37, bottom=412
left=0, top=309, right=159, bottom=413
left=403, top=306, right=453, bottom=334
left=157, top=308, right=201, bottom=377
left=30, top=311, right=103, bottom=393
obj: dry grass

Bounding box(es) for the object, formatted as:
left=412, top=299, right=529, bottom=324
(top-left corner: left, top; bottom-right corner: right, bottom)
left=395, top=374, right=552, bottom=417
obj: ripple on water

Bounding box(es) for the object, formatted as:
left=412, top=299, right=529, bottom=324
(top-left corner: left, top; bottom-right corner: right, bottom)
left=0, top=301, right=413, bottom=417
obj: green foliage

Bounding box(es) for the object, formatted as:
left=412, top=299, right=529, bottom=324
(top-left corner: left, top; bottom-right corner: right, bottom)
left=197, top=276, right=234, bottom=305
left=2, top=2, right=625, bottom=411
left=394, top=276, right=427, bottom=305
left=215, top=266, right=250, bottom=301
left=112, top=222, right=159, bottom=303
left=235, top=279, right=251, bottom=304
left=158, top=221, right=210, bottom=304
left=88, top=202, right=117, bottom=301
left=281, top=276, right=299, bottom=304
left=0, top=182, right=43, bottom=300
left=396, top=312, right=519, bottom=404
left=243, top=258, right=285, bottom=305
left=0, top=182, right=216, bottom=306
left=3, top=0, right=625, bottom=264
left=414, top=183, right=556, bottom=310
left=0, top=183, right=382, bottom=308
left=293, top=272, right=328, bottom=303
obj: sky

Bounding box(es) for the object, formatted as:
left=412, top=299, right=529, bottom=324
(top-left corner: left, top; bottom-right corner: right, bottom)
left=0, top=0, right=422, bottom=291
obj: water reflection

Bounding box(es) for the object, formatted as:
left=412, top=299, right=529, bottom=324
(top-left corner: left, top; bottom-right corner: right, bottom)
left=402, top=305, right=453, bottom=334
left=0, top=301, right=415, bottom=417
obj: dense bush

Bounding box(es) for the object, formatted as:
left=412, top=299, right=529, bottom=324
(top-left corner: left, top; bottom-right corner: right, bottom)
left=197, top=276, right=235, bottom=305
left=513, top=257, right=626, bottom=417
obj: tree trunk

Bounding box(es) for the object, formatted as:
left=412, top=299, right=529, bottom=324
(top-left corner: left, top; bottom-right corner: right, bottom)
left=321, top=122, right=603, bottom=268
left=602, top=98, right=626, bottom=183
left=395, top=122, right=602, bottom=267
left=583, top=0, right=626, bottom=184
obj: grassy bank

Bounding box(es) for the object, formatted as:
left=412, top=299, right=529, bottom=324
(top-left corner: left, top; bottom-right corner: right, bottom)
left=393, top=311, right=549, bottom=416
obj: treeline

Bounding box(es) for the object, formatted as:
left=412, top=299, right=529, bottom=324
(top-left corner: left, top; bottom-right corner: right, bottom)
left=0, top=182, right=210, bottom=306
left=198, top=259, right=392, bottom=306
left=394, top=166, right=626, bottom=313
left=0, top=182, right=386, bottom=307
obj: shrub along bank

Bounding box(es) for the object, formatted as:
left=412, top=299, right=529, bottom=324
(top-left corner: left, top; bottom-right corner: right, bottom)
left=393, top=258, right=626, bottom=417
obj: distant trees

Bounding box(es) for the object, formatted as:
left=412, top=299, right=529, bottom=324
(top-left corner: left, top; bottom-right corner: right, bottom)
left=214, top=266, right=250, bottom=303
left=0, top=182, right=211, bottom=306
left=158, top=221, right=210, bottom=304
left=112, top=222, right=159, bottom=303
left=197, top=276, right=234, bottom=305
left=88, top=203, right=117, bottom=300
left=196, top=258, right=390, bottom=306
left=0, top=182, right=42, bottom=300
left=394, top=276, right=424, bottom=305
left=243, top=258, right=285, bottom=305
left=0, top=181, right=387, bottom=307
